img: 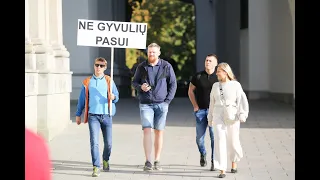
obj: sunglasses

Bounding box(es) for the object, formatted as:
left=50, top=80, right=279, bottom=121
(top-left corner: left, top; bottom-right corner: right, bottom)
left=95, top=64, right=106, bottom=68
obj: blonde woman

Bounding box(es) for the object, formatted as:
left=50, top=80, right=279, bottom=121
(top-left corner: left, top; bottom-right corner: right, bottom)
left=207, top=62, right=249, bottom=178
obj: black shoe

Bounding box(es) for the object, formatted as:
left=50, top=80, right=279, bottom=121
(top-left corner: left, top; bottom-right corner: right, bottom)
left=218, top=174, right=226, bottom=178
left=210, top=162, right=216, bottom=171
left=200, top=154, right=207, bottom=167
left=231, top=168, right=238, bottom=173
left=143, top=161, right=153, bottom=171
left=153, top=161, right=162, bottom=170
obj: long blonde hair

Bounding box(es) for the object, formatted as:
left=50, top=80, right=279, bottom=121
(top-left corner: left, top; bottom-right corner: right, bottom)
left=218, top=62, right=236, bottom=81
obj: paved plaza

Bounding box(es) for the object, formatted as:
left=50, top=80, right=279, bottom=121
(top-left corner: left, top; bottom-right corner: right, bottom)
left=49, top=98, right=295, bottom=180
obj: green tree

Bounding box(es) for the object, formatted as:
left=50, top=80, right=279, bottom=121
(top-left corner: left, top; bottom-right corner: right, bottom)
left=127, top=0, right=196, bottom=80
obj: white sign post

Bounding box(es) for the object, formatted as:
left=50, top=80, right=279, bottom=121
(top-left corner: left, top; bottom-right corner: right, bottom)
left=77, top=19, right=148, bottom=114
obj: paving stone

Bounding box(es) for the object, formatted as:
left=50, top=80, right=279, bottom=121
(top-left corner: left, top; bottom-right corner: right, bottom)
left=50, top=98, right=295, bottom=180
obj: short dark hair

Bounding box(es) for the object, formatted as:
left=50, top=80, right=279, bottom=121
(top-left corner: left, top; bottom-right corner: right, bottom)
left=206, top=53, right=218, bottom=59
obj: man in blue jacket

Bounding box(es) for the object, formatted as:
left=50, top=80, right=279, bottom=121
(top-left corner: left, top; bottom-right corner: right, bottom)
left=132, top=43, right=177, bottom=171
left=75, top=57, right=119, bottom=177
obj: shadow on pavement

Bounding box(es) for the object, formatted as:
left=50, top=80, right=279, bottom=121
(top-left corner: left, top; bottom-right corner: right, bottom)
left=52, top=159, right=218, bottom=178
left=52, top=160, right=201, bottom=169
left=53, top=172, right=92, bottom=177
left=70, top=98, right=295, bottom=129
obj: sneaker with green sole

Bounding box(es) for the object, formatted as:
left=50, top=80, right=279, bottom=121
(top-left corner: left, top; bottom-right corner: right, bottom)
left=103, top=160, right=110, bottom=171
left=92, top=166, right=100, bottom=177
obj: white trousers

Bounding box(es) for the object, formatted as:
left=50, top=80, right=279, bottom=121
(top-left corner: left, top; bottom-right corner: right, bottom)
left=213, top=120, right=243, bottom=171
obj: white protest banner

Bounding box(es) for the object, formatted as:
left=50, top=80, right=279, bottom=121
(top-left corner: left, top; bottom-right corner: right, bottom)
left=77, top=19, right=148, bottom=49
left=77, top=19, right=148, bottom=115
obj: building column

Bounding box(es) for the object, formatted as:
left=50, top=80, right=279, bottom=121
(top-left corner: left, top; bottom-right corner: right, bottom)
left=25, top=0, right=39, bottom=133
left=194, top=0, right=218, bottom=72
left=31, top=0, right=56, bottom=140
left=28, top=0, right=54, bottom=75
left=37, top=0, right=73, bottom=141
left=215, top=0, right=240, bottom=77
left=247, top=0, right=270, bottom=99
left=288, top=0, right=295, bottom=108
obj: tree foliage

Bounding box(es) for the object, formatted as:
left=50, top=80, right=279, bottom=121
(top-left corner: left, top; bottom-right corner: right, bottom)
left=126, top=0, right=196, bottom=80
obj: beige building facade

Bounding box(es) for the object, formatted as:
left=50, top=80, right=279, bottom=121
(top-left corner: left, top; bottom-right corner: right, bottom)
left=239, top=0, right=295, bottom=105
left=25, top=0, right=72, bottom=141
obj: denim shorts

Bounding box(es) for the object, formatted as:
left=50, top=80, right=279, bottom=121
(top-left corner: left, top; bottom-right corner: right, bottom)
left=139, top=102, right=169, bottom=130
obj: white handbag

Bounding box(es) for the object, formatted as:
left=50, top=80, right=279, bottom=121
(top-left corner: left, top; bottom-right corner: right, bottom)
left=219, top=82, right=239, bottom=124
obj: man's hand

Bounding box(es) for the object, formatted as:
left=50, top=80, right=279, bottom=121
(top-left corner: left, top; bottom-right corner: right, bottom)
left=110, top=93, right=115, bottom=100
left=141, top=83, right=151, bottom=92
left=193, top=106, right=199, bottom=112
left=76, top=116, right=81, bottom=125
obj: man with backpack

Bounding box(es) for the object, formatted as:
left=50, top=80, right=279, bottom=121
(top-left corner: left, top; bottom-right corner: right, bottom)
left=188, top=54, right=218, bottom=171
left=75, top=57, right=119, bottom=177
left=132, top=43, right=177, bottom=171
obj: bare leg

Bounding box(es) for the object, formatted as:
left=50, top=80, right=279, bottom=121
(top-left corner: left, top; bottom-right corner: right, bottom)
left=154, top=129, right=163, bottom=161
left=143, top=128, right=152, bottom=162
left=232, top=162, right=237, bottom=169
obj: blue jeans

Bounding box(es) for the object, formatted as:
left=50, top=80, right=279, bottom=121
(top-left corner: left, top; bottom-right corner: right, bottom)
left=194, top=109, right=214, bottom=161
left=139, top=102, right=169, bottom=130
left=88, top=114, right=112, bottom=168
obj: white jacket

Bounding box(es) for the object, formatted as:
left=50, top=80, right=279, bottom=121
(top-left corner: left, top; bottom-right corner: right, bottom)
left=207, top=80, right=249, bottom=125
